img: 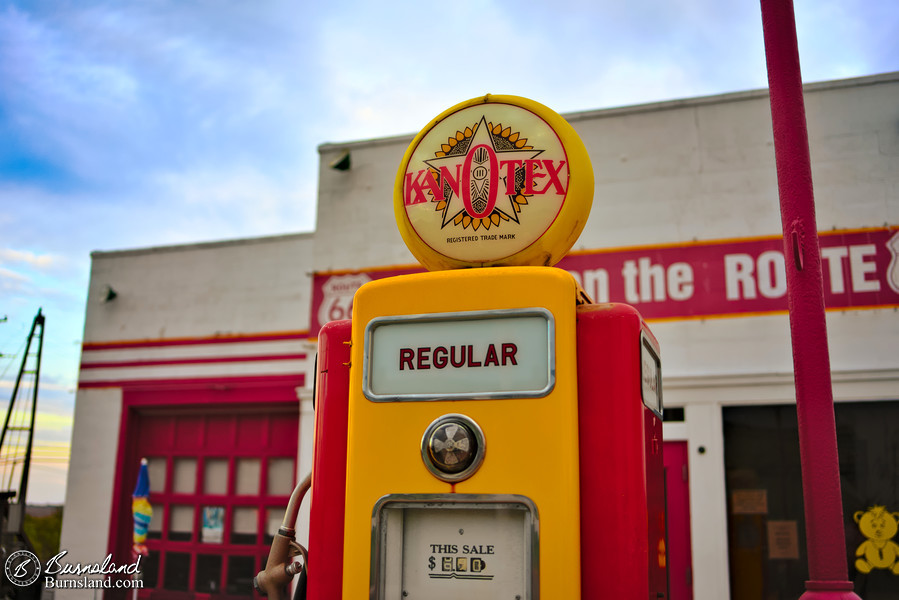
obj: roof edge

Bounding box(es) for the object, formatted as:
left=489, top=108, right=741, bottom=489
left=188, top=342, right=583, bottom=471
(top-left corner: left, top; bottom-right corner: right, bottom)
left=91, top=230, right=315, bottom=259
left=318, top=71, right=899, bottom=151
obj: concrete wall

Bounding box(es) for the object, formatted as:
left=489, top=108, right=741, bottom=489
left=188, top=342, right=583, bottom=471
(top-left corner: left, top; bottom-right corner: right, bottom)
left=314, top=136, right=415, bottom=272
left=84, top=232, right=314, bottom=341
left=57, top=387, right=123, bottom=598
left=316, top=75, right=898, bottom=270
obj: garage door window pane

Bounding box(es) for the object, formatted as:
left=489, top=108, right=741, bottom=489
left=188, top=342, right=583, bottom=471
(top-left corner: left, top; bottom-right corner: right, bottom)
left=204, top=458, right=229, bottom=495
left=226, top=555, right=256, bottom=596
left=267, top=458, right=295, bottom=496
left=142, top=550, right=159, bottom=588
left=170, top=505, right=193, bottom=542
left=164, top=551, right=190, bottom=591
left=195, top=554, right=222, bottom=594
left=264, top=508, right=283, bottom=545
left=147, top=457, right=167, bottom=493
left=233, top=507, right=258, bottom=545
left=148, top=503, right=163, bottom=539
left=236, top=458, right=261, bottom=496
left=173, top=458, right=196, bottom=494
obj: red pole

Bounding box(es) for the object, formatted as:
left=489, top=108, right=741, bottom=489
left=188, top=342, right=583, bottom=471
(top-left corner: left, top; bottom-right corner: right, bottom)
left=758, top=1, right=860, bottom=599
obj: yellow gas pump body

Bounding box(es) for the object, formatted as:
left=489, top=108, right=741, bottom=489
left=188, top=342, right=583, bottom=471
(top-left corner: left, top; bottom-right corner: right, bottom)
left=342, top=266, right=583, bottom=599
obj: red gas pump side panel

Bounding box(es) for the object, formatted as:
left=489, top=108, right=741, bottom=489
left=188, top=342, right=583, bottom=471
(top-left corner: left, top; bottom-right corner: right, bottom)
left=640, top=323, right=668, bottom=597
left=577, top=303, right=665, bottom=599
left=306, top=319, right=352, bottom=600
left=645, top=402, right=668, bottom=597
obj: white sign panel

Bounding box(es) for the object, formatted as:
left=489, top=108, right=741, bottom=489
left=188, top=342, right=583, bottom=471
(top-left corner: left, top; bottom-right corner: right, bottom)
left=363, top=309, right=554, bottom=401
left=373, top=496, right=537, bottom=600
left=317, top=272, right=370, bottom=325
left=404, top=508, right=526, bottom=598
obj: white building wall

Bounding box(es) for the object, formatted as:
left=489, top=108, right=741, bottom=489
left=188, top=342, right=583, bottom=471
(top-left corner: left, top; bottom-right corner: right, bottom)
left=58, top=387, right=123, bottom=599
left=572, top=92, right=781, bottom=248
left=60, top=233, right=317, bottom=599
left=83, top=232, right=315, bottom=341
left=314, top=136, right=415, bottom=272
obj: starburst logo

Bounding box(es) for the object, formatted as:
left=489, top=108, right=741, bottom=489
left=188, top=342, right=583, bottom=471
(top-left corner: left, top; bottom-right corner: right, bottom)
left=404, top=115, right=569, bottom=234
left=395, top=95, right=593, bottom=270
left=405, top=115, right=563, bottom=235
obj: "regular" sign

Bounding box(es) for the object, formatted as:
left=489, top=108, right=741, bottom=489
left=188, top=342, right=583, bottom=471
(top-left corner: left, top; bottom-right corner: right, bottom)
left=363, top=309, right=554, bottom=401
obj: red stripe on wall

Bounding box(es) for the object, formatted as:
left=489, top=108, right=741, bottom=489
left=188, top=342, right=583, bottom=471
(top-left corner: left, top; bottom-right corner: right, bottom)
left=82, top=331, right=309, bottom=351
left=79, top=353, right=307, bottom=370
left=78, top=373, right=305, bottom=391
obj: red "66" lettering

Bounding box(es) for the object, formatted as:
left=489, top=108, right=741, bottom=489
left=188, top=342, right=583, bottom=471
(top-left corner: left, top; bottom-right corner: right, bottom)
left=327, top=297, right=353, bottom=321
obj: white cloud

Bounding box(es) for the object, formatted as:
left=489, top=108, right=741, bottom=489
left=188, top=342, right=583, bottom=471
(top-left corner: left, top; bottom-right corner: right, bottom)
left=0, top=379, right=71, bottom=392
left=0, top=6, right=143, bottom=178
left=0, top=1, right=313, bottom=197
left=0, top=248, right=63, bottom=270
left=151, top=165, right=316, bottom=243
left=0, top=266, right=29, bottom=284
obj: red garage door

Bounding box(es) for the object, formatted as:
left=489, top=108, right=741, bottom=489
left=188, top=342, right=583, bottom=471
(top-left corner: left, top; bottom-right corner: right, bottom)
left=110, top=387, right=300, bottom=600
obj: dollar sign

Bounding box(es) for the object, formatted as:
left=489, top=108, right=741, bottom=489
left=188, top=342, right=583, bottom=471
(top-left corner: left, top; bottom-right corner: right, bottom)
left=429, top=556, right=436, bottom=570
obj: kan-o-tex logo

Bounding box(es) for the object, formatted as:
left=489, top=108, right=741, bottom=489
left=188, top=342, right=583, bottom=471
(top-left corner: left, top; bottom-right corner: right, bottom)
left=403, top=114, right=569, bottom=236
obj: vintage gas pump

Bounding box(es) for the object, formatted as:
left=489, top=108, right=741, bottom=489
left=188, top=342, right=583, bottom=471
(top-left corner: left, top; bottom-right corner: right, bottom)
left=260, top=95, right=667, bottom=600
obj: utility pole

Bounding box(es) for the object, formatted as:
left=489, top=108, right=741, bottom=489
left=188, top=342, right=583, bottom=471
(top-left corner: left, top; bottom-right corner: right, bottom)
left=759, top=2, right=861, bottom=599
left=0, top=309, right=45, bottom=564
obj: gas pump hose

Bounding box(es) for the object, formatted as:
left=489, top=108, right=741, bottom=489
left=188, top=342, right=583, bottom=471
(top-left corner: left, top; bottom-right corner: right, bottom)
left=253, top=473, right=312, bottom=599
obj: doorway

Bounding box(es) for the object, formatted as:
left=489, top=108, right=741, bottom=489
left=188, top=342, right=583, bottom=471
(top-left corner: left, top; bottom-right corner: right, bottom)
left=664, top=441, right=694, bottom=600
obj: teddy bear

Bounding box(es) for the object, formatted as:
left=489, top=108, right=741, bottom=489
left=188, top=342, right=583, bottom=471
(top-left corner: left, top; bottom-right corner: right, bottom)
left=853, top=505, right=899, bottom=575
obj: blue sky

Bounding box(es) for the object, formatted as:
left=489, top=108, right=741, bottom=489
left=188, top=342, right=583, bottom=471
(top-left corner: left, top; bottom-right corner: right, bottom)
left=0, top=0, right=897, bottom=504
